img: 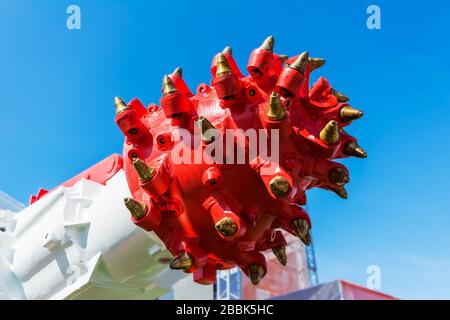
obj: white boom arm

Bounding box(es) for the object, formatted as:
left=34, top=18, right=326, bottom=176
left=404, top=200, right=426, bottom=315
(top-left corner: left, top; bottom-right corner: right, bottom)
left=0, top=170, right=185, bottom=300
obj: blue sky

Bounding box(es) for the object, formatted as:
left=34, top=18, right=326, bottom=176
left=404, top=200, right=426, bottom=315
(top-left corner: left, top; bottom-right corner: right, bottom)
left=1, top=0, right=449, bottom=299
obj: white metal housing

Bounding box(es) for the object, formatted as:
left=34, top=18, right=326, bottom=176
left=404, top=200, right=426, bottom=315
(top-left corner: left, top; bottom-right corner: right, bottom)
left=0, top=170, right=185, bottom=300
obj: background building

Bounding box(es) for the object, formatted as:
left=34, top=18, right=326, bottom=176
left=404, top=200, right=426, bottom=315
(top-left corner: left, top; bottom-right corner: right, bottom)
left=241, top=232, right=317, bottom=299
left=216, top=229, right=319, bottom=300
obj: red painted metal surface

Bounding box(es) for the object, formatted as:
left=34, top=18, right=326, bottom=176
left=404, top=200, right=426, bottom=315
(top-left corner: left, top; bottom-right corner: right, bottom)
left=29, top=154, right=123, bottom=204
left=116, top=36, right=365, bottom=285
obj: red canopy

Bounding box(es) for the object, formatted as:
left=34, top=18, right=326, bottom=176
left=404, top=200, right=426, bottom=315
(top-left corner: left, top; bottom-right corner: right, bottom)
left=271, top=280, right=397, bottom=300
